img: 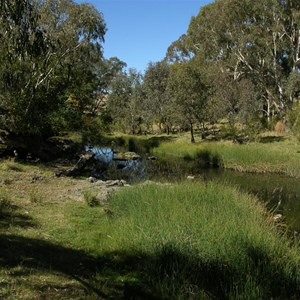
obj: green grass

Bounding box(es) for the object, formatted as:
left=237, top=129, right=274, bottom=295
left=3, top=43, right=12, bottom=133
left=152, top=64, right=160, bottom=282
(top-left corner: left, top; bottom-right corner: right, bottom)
left=1, top=158, right=299, bottom=299
left=103, top=182, right=300, bottom=299
left=152, top=133, right=300, bottom=177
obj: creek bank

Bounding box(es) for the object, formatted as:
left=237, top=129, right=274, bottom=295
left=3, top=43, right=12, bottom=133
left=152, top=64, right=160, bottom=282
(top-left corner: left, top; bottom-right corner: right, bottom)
left=0, top=131, right=80, bottom=162
left=55, top=146, right=147, bottom=183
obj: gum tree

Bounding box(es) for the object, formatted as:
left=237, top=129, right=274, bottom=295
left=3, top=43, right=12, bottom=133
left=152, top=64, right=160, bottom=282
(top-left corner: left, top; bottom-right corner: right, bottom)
left=0, top=0, right=106, bottom=136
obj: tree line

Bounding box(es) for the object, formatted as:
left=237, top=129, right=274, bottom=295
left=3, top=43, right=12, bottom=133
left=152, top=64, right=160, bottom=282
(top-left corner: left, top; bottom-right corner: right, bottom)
left=1, top=0, right=300, bottom=143
left=107, top=0, right=300, bottom=142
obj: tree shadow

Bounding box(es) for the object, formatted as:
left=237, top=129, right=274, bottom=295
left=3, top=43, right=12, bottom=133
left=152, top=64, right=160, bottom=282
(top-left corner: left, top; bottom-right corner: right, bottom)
left=245, top=243, right=300, bottom=299
left=0, top=234, right=299, bottom=299
left=0, top=234, right=120, bottom=299
left=258, top=136, right=285, bottom=143
left=126, top=136, right=176, bottom=154
left=0, top=203, right=36, bottom=229
left=0, top=234, right=223, bottom=299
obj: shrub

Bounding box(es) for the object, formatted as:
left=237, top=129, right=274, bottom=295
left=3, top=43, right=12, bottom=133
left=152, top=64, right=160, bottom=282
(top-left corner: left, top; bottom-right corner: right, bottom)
left=83, top=190, right=99, bottom=207
left=288, top=103, right=300, bottom=140
left=194, top=149, right=223, bottom=168
left=275, top=121, right=285, bottom=134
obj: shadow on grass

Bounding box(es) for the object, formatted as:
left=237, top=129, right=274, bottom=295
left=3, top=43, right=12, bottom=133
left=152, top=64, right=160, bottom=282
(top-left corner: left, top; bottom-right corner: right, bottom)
left=0, top=234, right=120, bottom=299
left=245, top=243, right=300, bottom=299
left=1, top=235, right=299, bottom=299
left=259, top=136, right=285, bottom=143
left=0, top=234, right=229, bottom=299
left=0, top=203, right=36, bottom=229
left=99, top=135, right=176, bottom=155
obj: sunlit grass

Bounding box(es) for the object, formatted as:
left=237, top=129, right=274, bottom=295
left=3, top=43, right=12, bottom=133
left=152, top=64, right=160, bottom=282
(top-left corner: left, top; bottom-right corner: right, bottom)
left=152, top=133, right=300, bottom=177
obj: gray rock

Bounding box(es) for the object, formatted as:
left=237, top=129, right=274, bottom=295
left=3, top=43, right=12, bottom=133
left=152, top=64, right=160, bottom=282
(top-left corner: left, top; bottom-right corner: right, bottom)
left=88, top=176, right=97, bottom=183
left=105, top=180, right=121, bottom=187
left=113, top=152, right=141, bottom=161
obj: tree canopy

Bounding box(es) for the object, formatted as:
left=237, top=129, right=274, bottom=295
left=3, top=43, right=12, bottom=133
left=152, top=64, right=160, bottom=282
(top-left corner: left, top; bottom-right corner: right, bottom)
left=2, top=0, right=300, bottom=143
left=0, top=0, right=107, bottom=137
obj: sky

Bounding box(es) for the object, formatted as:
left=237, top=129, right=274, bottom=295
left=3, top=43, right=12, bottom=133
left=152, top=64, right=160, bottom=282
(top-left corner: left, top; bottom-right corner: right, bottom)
left=76, top=0, right=212, bottom=73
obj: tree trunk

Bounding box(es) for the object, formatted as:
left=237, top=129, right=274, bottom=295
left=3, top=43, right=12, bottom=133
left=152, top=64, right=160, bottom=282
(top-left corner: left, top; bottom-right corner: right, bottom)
left=190, top=123, right=195, bottom=143
left=166, top=125, right=170, bottom=135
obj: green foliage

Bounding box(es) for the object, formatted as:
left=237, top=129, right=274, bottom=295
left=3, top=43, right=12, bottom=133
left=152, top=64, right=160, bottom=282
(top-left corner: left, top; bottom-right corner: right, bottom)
left=143, top=61, right=177, bottom=134
left=288, top=102, right=300, bottom=141
left=107, top=68, right=144, bottom=134
left=81, top=115, right=104, bottom=145
left=0, top=0, right=107, bottom=137
left=185, top=0, right=300, bottom=128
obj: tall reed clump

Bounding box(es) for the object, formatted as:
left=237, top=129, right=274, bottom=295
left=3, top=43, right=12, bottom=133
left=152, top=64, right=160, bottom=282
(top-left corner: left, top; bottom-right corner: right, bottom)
left=153, top=138, right=300, bottom=177
left=103, top=182, right=300, bottom=299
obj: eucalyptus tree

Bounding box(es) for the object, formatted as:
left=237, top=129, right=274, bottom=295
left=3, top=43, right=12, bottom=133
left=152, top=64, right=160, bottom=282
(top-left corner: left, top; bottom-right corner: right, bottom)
left=187, top=0, right=300, bottom=122
left=143, top=61, right=178, bottom=134
left=0, top=0, right=106, bottom=136
left=168, top=58, right=208, bottom=143
left=107, top=68, right=144, bottom=134
left=165, top=34, right=192, bottom=63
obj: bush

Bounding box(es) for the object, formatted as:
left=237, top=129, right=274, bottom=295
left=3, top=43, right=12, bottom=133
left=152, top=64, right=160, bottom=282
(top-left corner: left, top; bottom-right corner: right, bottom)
left=83, top=190, right=99, bottom=207
left=194, top=149, right=223, bottom=168
left=275, top=121, right=285, bottom=134
left=288, top=103, right=300, bottom=140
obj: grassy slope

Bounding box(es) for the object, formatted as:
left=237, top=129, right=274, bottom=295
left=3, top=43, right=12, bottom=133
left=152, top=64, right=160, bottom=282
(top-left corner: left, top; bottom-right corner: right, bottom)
left=0, top=160, right=299, bottom=299
left=152, top=133, right=300, bottom=177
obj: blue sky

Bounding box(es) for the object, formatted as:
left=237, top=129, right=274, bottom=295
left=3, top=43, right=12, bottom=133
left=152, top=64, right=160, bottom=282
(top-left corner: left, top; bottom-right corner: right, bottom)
left=76, top=0, right=212, bottom=73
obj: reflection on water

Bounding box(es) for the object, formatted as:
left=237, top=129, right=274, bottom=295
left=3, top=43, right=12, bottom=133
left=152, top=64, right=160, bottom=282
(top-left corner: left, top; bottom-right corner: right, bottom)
left=85, top=146, right=114, bottom=163
left=86, top=146, right=147, bottom=182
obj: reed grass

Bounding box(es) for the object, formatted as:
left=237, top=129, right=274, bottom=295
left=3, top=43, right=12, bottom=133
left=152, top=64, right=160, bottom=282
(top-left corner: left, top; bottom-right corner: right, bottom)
left=152, top=135, right=300, bottom=177
left=98, top=182, right=300, bottom=298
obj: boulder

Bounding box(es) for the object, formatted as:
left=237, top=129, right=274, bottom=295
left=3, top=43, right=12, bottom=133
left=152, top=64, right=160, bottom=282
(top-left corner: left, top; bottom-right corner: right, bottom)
left=113, top=152, right=141, bottom=161
left=58, top=151, right=107, bottom=177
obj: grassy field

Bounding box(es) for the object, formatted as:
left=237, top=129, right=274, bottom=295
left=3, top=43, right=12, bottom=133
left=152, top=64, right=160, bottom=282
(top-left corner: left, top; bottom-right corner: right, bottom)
left=0, top=159, right=299, bottom=299
left=147, top=132, right=300, bottom=178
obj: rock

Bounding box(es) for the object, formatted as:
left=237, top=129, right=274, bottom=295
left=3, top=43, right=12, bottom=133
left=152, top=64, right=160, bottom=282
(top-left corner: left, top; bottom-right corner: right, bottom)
left=273, top=214, right=283, bottom=222
left=31, top=174, right=44, bottom=183
left=187, top=176, right=195, bottom=180
left=94, top=180, right=106, bottom=186
left=57, top=150, right=107, bottom=178
left=88, top=176, right=97, bottom=183
left=148, top=156, right=157, bottom=160
left=113, top=152, right=141, bottom=161
left=105, top=180, right=122, bottom=187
